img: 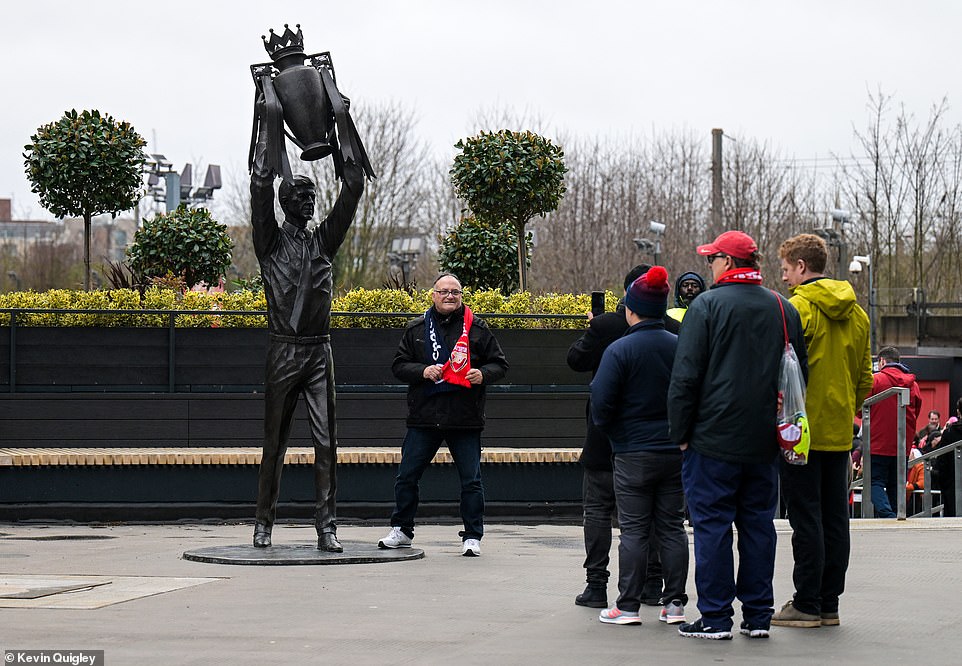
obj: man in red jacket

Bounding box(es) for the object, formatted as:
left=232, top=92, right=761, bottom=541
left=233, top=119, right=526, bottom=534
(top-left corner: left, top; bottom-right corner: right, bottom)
left=868, top=347, right=922, bottom=518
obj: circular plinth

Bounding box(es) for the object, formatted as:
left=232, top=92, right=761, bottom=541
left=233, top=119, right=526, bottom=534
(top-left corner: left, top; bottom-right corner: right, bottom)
left=182, top=542, right=424, bottom=566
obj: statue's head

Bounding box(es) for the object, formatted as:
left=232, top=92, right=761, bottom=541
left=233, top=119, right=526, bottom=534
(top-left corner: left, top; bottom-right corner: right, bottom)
left=278, top=175, right=316, bottom=228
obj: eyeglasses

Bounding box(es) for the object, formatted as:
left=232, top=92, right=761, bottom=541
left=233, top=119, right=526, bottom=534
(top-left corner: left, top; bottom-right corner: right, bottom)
left=434, top=289, right=463, bottom=297
left=705, top=253, right=727, bottom=264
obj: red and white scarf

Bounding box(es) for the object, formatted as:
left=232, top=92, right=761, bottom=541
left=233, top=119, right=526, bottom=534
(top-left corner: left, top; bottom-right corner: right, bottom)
left=424, top=306, right=473, bottom=390
left=715, top=267, right=763, bottom=285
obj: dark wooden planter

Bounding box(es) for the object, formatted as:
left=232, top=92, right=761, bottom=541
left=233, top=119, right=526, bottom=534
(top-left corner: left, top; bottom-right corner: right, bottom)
left=1, top=327, right=588, bottom=392
left=0, top=325, right=591, bottom=518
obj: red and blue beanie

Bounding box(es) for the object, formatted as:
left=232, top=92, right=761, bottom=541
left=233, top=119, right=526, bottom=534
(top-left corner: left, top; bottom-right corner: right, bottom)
left=624, top=266, right=670, bottom=318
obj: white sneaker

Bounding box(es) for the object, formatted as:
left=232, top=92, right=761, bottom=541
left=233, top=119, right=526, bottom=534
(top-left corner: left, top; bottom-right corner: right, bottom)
left=378, top=527, right=412, bottom=549
left=461, top=538, right=481, bottom=556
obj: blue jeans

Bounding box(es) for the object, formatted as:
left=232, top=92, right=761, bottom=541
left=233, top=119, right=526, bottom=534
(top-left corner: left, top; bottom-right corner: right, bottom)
left=682, top=447, right=778, bottom=631
left=391, top=428, right=484, bottom=540
left=870, top=454, right=898, bottom=518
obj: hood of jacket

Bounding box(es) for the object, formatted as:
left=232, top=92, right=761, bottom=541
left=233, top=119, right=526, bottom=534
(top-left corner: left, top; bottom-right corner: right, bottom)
left=877, top=363, right=916, bottom=387
left=674, top=271, right=706, bottom=307
left=790, top=278, right=859, bottom=321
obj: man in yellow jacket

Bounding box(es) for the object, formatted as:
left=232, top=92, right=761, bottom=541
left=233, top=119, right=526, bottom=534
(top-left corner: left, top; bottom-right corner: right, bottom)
left=772, top=234, right=872, bottom=629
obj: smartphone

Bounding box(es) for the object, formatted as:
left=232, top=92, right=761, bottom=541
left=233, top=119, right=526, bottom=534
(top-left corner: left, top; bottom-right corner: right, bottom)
left=591, top=291, right=605, bottom=316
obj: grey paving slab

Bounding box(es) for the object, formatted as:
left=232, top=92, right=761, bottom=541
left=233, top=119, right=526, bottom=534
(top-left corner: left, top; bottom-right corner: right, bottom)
left=0, top=574, right=220, bottom=609
left=0, top=520, right=960, bottom=665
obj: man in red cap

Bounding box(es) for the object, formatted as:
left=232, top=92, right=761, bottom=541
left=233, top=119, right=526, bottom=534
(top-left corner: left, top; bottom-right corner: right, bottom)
left=668, top=231, right=807, bottom=640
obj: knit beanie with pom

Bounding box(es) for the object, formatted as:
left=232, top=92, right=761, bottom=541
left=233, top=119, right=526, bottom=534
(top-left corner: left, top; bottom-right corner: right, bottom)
left=624, top=266, right=670, bottom=318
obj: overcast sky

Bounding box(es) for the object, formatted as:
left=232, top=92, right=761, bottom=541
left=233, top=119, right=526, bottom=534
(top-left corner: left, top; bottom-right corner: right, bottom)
left=5, top=0, right=961, bottom=221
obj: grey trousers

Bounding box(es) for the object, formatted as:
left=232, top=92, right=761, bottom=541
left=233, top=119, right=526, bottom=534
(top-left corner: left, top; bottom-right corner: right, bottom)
left=613, top=451, right=688, bottom=612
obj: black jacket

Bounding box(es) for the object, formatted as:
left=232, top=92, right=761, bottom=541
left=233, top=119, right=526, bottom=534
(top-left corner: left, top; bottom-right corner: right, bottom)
left=667, top=282, right=807, bottom=464
left=567, top=305, right=679, bottom=469
left=392, top=307, right=508, bottom=429
left=935, top=420, right=962, bottom=516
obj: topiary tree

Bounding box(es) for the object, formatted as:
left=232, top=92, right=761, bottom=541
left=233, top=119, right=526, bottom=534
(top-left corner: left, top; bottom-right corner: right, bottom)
left=24, top=109, right=146, bottom=290
left=127, top=205, right=234, bottom=288
left=438, top=215, right=529, bottom=293
left=450, top=129, right=566, bottom=291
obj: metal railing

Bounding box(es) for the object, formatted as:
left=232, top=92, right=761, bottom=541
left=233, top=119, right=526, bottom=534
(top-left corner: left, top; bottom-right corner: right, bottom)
left=904, top=444, right=962, bottom=518
left=860, top=387, right=909, bottom=518
left=860, top=386, right=962, bottom=519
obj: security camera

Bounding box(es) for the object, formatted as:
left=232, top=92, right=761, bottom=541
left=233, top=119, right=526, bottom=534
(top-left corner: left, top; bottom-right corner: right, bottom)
left=848, top=260, right=863, bottom=274
left=649, top=220, right=666, bottom=234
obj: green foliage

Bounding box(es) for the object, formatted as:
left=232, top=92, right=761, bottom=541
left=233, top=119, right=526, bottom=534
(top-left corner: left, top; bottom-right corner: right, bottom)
left=24, top=109, right=147, bottom=290
left=127, top=206, right=234, bottom=288
left=332, top=288, right=433, bottom=328
left=23, top=109, right=146, bottom=220
left=438, top=216, right=527, bottom=292
left=450, top=130, right=567, bottom=227
left=0, top=288, right=594, bottom=330
left=450, top=129, right=566, bottom=291
left=0, top=289, right=143, bottom=326
left=230, top=273, right=264, bottom=293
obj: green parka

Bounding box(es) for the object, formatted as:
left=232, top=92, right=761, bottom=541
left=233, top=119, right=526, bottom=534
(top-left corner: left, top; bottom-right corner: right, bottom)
left=789, top=278, right=873, bottom=452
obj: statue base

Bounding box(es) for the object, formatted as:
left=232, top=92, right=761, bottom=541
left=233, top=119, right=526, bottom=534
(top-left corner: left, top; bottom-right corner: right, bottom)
left=182, top=542, right=424, bottom=566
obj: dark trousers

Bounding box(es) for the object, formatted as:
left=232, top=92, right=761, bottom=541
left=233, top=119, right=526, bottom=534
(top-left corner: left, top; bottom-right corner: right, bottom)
left=256, top=340, right=337, bottom=533
left=613, top=451, right=688, bottom=612
left=582, top=468, right=616, bottom=586
left=870, top=454, right=898, bottom=518
left=683, top=447, right=778, bottom=631
left=391, top=428, right=484, bottom=540
left=780, top=450, right=852, bottom=615
left=582, top=468, right=664, bottom=593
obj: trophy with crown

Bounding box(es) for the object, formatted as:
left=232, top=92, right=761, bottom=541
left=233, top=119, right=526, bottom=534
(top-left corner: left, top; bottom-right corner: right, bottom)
left=249, top=23, right=375, bottom=184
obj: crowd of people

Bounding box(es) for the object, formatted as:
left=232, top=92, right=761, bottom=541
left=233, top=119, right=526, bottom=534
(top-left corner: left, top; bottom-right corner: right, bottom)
left=558, top=228, right=947, bottom=641
left=364, top=228, right=957, bottom=643
left=556, top=231, right=870, bottom=638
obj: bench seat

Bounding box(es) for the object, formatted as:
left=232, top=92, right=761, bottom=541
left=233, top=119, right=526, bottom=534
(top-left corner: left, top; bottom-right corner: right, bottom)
left=0, top=447, right=582, bottom=467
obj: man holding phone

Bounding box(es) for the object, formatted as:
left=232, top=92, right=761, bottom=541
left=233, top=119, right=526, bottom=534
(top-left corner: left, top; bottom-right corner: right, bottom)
left=567, top=266, right=679, bottom=608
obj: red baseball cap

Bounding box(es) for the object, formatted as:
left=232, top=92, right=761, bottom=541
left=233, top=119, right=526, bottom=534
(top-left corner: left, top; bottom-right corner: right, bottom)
left=696, top=230, right=758, bottom=260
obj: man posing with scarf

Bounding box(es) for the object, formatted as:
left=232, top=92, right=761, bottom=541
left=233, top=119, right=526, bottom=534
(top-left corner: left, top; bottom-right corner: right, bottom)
left=668, top=231, right=807, bottom=640
left=378, top=273, right=508, bottom=556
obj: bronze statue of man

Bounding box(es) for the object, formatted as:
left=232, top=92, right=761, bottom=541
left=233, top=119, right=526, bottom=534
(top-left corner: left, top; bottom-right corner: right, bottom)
left=250, top=96, right=365, bottom=552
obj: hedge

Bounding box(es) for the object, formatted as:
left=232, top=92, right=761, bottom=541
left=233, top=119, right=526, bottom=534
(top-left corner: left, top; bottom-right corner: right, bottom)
left=0, top=288, right=621, bottom=330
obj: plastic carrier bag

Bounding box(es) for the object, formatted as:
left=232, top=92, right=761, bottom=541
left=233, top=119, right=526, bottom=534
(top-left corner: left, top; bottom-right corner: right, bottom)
left=777, top=343, right=810, bottom=465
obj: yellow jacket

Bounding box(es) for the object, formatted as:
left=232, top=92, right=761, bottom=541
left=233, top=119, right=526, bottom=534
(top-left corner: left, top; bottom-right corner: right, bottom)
left=789, top=278, right=873, bottom=452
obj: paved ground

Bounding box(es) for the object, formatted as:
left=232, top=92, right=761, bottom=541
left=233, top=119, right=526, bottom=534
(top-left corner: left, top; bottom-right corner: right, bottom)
left=1, top=518, right=960, bottom=665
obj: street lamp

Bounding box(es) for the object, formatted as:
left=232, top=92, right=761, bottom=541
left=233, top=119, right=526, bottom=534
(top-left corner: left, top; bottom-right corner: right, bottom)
left=388, top=236, right=425, bottom=285
left=849, top=254, right=877, bottom=354
left=144, top=155, right=222, bottom=213
left=814, top=209, right=851, bottom=278
left=633, top=220, right=666, bottom=265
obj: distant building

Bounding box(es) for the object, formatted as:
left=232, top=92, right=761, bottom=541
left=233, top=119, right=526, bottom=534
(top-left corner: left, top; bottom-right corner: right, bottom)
left=0, top=198, right=63, bottom=256
left=1, top=197, right=137, bottom=265
left=60, top=214, right=138, bottom=264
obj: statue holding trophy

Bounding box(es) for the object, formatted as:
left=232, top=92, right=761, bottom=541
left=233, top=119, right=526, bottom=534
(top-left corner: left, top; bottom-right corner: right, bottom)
left=248, top=24, right=375, bottom=552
